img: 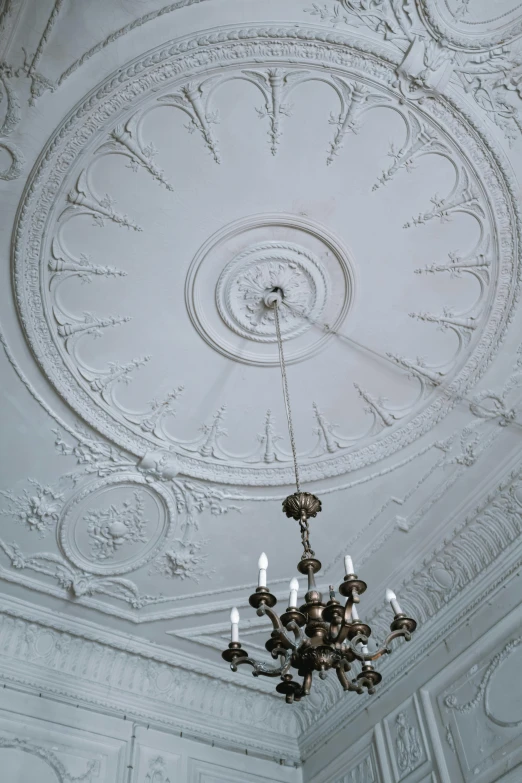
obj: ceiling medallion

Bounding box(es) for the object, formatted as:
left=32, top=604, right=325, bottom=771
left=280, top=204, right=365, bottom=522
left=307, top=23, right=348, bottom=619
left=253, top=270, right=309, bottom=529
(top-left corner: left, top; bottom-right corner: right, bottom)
left=223, top=294, right=416, bottom=701
left=187, top=213, right=352, bottom=366
left=13, top=28, right=519, bottom=485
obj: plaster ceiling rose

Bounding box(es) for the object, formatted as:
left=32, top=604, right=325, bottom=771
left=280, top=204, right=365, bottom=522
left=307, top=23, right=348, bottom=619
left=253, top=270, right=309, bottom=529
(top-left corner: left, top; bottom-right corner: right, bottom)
left=188, top=213, right=353, bottom=365
left=13, top=26, right=520, bottom=487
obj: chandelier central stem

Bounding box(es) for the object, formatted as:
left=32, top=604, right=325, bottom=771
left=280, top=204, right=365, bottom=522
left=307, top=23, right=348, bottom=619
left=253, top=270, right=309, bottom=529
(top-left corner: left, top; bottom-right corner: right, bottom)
left=273, top=295, right=301, bottom=494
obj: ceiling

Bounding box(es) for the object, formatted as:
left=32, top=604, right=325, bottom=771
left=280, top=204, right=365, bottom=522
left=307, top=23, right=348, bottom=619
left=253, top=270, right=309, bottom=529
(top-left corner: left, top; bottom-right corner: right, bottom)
left=1, top=0, right=522, bottom=763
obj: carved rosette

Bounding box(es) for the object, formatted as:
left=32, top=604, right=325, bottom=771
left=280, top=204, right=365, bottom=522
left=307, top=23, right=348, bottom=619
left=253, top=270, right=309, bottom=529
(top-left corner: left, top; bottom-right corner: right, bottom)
left=217, top=241, right=328, bottom=342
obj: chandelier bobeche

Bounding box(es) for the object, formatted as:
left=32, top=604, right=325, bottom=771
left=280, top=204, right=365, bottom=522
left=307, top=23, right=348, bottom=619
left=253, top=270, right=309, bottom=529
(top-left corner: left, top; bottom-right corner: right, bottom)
left=222, top=292, right=417, bottom=703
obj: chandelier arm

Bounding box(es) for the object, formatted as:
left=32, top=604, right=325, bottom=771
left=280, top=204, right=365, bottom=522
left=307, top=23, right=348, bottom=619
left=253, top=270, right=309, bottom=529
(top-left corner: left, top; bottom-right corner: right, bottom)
left=285, top=619, right=307, bottom=648
left=301, top=670, right=313, bottom=696
left=346, top=627, right=413, bottom=662
left=257, top=604, right=297, bottom=650
left=231, top=649, right=293, bottom=678
left=336, top=662, right=364, bottom=694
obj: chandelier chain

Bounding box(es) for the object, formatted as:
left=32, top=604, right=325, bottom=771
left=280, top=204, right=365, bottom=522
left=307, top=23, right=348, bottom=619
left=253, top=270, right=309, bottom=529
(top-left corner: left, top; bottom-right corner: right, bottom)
left=299, top=513, right=315, bottom=558
left=273, top=299, right=301, bottom=493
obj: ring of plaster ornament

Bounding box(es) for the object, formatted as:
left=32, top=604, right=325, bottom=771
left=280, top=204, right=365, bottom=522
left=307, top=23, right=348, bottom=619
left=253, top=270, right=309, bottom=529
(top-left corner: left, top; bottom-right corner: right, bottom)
left=187, top=214, right=353, bottom=366
left=484, top=640, right=522, bottom=728
left=57, top=473, right=174, bottom=576
left=418, top=0, right=522, bottom=49
left=218, top=242, right=328, bottom=343
left=13, top=25, right=521, bottom=486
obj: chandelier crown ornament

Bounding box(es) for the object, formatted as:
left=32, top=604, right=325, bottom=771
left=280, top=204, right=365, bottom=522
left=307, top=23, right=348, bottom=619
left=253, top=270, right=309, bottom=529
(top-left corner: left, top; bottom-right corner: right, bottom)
left=222, top=296, right=417, bottom=703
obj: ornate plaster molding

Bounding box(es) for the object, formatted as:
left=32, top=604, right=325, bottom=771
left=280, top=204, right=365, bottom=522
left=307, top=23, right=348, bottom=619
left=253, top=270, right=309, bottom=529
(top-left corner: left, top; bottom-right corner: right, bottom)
left=12, top=25, right=520, bottom=487
left=299, top=459, right=522, bottom=754
left=0, top=599, right=302, bottom=762
left=305, top=2, right=522, bottom=145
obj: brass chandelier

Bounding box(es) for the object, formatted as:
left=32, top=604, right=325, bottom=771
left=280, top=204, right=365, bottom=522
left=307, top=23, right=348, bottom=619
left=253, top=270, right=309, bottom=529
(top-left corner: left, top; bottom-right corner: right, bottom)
left=222, top=290, right=417, bottom=703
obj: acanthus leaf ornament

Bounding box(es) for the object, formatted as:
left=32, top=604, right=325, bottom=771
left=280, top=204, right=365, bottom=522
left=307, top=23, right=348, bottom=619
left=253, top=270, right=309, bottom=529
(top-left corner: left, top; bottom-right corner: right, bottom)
left=372, top=113, right=446, bottom=190
left=158, top=78, right=222, bottom=163
left=64, top=170, right=142, bottom=231
left=327, top=78, right=383, bottom=164
left=79, top=356, right=152, bottom=403
left=100, top=113, right=174, bottom=191
left=0, top=64, right=24, bottom=181
left=49, top=236, right=127, bottom=284
left=241, top=68, right=310, bottom=155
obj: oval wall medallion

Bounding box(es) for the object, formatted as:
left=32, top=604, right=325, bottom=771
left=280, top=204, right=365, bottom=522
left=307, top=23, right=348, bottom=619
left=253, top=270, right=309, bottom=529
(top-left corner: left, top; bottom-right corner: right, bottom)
left=57, top=473, right=174, bottom=575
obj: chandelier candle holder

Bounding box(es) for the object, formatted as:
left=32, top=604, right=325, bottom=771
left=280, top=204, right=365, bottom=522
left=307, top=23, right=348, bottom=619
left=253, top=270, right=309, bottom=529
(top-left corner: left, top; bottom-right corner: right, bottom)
left=222, top=289, right=417, bottom=702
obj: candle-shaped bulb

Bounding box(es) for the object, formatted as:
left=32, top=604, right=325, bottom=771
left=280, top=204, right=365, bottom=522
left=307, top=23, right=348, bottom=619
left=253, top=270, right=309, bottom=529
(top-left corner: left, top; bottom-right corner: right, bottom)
left=344, top=555, right=355, bottom=575
left=258, top=552, right=268, bottom=588
left=329, top=584, right=336, bottom=601
left=230, top=607, right=240, bottom=643
left=361, top=644, right=369, bottom=656
left=289, top=577, right=299, bottom=608
left=351, top=603, right=359, bottom=621
left=386, top=588, right=402, bottom=616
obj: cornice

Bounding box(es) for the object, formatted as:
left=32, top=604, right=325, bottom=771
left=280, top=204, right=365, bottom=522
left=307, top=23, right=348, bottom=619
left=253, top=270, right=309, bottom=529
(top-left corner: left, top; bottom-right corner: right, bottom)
left=298, top=460, right=522, bottom=758
left=0, top=595, right=302, bottom=763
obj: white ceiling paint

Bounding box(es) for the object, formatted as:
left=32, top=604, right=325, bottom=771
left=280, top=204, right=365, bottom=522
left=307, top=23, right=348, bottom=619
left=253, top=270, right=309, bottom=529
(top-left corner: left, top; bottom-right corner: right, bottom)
left=1, top=0, right=522, bottom=762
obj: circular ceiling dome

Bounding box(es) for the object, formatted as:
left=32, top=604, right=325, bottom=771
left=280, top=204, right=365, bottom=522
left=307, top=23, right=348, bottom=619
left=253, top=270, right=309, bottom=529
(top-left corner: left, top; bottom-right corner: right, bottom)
left=14, top=26, right=519, bottom=486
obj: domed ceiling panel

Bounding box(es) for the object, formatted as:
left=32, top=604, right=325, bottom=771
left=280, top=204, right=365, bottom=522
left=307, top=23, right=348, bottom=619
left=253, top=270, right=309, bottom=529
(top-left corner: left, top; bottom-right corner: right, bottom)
left=13, top=27, right=519, bottom=485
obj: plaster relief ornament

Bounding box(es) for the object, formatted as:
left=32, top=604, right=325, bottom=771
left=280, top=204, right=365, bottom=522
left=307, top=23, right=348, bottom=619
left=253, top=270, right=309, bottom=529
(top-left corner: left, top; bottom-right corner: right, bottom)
left=85, top=490, right=148, bottom=561
left=395, top=712, right=422, bottom=775
left=221, top=295, right=417, bottom=702
left=12, top=26, right=520, bottom=488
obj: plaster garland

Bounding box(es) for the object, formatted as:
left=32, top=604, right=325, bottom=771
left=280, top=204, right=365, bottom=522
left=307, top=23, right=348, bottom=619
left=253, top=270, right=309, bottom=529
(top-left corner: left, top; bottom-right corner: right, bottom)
left=305, top=1, right=522, bottom=144
left=49, top=236, right=127, bottom=284
left=12, top=26, right=518, bottom=487
left=372, top=111, right=447, bottom=190
left=1, top=4, right=520, bottom=764
left=64, top=170, right=143, bottom=232
left=0, top=422, right=241, bottom=609
left=443, top=637, right=522, bottom=728
left=239, top=68, right=310, bottom=156
left=0, top=736, right=99, bottom=783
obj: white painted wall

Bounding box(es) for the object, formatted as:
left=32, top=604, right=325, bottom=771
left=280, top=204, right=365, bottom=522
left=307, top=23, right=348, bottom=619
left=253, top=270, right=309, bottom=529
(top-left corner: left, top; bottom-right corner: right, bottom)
left=0, top=687, right=302, bottom=783
left=302, top=600, right=522, bottom=783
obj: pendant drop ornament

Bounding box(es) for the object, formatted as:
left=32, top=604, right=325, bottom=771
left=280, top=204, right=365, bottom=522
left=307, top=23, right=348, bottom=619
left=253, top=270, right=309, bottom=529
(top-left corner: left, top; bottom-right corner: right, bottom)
left=282, top=491, right=322, bottom=520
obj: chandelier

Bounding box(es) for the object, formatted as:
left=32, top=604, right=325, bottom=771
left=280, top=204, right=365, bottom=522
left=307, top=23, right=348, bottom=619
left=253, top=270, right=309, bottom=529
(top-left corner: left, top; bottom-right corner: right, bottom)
left=222, top=290, right=417, bottom=703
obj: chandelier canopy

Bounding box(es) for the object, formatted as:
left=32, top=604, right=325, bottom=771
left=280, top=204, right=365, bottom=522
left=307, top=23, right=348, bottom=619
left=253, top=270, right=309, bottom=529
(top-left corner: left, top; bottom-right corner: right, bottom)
left=222, top=292, right=417, bottom=703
